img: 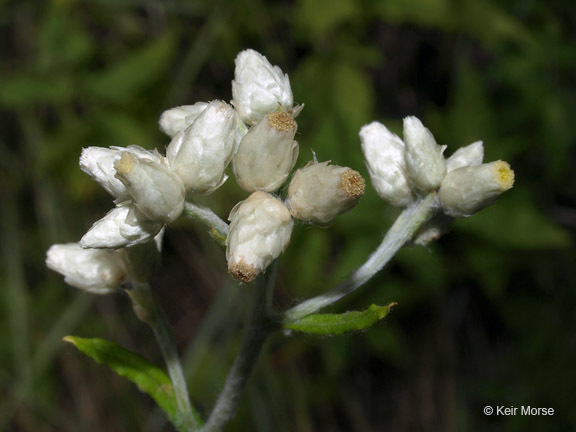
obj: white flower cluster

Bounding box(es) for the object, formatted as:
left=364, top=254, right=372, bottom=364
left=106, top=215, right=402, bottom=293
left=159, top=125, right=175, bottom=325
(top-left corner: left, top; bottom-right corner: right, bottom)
left=47, top=49, right=367, bottom=290
left=360, top=117, right=514, bottom=243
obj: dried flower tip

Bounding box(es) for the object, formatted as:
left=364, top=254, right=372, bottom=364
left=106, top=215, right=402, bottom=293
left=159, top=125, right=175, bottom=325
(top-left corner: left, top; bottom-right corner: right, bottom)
left=226, top=191, right=293, bottom=282
left=439, top=160, right=515, bottom=218
left=359, top=121, right=413, bottom=207
left=232, top=49, right=294, bottom=125
left=340, top=169, right=365, bottom=199
left=403, top=116, right=447, bottom=193
left=267, top=111, right=296, bottom=132
left=287, top=162, right=365, bottom=226
left=228, top=261, right=258, bottom=284
left=232, top=112, right=298, bottom=192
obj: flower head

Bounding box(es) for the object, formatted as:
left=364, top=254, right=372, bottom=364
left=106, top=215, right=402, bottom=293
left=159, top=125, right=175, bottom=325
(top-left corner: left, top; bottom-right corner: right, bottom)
left=226, top=191, right=293, bottom=283
left=287, top=160, right=365, bottom=226
left=359, top=121, right=413, bottom=207
left=232, top=111, right=299, bottom=192
left=166, top=100, right=241, bottom=194
left=46, top=243, right=127, bottom=294
left=232, top=49, right=294, bottom=125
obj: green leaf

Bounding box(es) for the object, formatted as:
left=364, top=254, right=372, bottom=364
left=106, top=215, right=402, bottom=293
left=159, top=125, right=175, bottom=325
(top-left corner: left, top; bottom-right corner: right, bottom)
left=63, top=336, right=186, bottom=431
left=283, top=303, right=397, bottom=336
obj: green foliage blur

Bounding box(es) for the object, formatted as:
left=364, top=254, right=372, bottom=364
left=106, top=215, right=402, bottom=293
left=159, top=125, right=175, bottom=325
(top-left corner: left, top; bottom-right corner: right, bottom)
left=1, top=0, right=575, bottom=430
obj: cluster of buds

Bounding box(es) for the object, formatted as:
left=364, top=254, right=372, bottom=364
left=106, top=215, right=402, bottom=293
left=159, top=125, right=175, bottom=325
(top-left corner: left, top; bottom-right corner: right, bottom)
left=360, top=117, right=515, bottom=243
left=47, top=49, right=366, bottom=291
left=225, top=50, right=364, bottom=282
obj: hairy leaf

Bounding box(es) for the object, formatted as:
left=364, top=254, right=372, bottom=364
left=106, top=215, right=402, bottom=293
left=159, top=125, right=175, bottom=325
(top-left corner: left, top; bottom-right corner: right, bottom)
left=284, top=303, right=397, bottom=336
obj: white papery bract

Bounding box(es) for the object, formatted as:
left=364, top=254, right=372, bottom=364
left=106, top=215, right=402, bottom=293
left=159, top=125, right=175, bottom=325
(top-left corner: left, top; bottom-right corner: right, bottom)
left=232, top=49, right=294, bottom=125
left=287, top=161, right=365, bottom=226
left=80, top=147, right=131, bottom=202
left=114, top=151, right=185, bottom=224
left=226, top=191, right=293, bottom=283
left=233, top=111, right=299, bottom=193
left=80, top=145, right=162, bottom=202
left=80, top=204, right=163, bottom=249
left=359, top=121, right=414, bottom=207
left=159, top=102, right=209, bottom=138
left=446, top=141, right=484, bottom=172
left=46, top=243, right=126, bottom=294
left=403, top=116, right=447, bottom=193
left=167, top=100, right=239, bottom=194
left=439, top=160, right=515, bottom=217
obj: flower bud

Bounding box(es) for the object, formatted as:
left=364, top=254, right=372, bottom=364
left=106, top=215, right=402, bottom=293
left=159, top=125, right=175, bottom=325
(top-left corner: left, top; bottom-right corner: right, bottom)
left=287, top=161, right=365, bottom=225
left=232, top=111, right=299, bottom=192
left=158, top=102, right=209, bottom=138
left=226, top=191, right=293, bottom=283
left=446, top=141, right=484, bottom=172
left=114, top=151, right=185, bottom=223
left=439, top=160, right=515, bottom=217
left=412, top=214, right=453, bottom=246
left=403, top=116, right=447, bottom=193
left=166, top=100, right=239, bottom=194
left=232, top=49, right=293, bottom=125
left=46, top=243, right=126, bottom=294
left=80, top=205, right=163, bottom=249
left=359, top=121, right=413, bottom=207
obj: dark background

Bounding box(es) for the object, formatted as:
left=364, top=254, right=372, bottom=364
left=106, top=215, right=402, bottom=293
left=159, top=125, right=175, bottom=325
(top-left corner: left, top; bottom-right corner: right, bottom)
left=1, top=0, right=575, bottom=430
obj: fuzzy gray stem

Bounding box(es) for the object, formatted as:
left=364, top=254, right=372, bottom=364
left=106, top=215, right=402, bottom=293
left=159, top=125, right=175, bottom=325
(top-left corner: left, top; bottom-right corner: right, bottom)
left=283, top=194, right=438, bottom=323
left=202, top=261, right=278, bottom=432
left=129, top=282, right=202, bottom=431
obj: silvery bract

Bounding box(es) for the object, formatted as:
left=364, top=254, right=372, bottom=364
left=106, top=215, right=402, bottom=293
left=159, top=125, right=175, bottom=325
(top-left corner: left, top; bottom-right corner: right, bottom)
left=287, top=161, right=365, bottom=226
left=166, top=100, right=239, bottom=194
left=439, top=160, right=515, bottom=217
left=46, top=243, right=126, bottom=294
left=114, top=151, right=186, bottom=223
left=446, top=141, right=484, bottom=172
left=359, top=121, right=413, bottom=207
left=403, top=116, right=447, bottom=193
left=226, top=191, right=293, bottom=283
left=80, top=204, right=163, bottom=249
left=233, top=111, right=299, bottom=192
left=80, top=145, right=162, bottom=202
left=232, top=49, right=293, bottom=125
left=158, top=102, right=209, bottom=138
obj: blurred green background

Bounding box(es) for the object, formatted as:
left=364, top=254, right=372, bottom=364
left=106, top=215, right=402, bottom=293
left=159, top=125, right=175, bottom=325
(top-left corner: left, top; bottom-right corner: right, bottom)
left=1, top=0, right=575, bottom=430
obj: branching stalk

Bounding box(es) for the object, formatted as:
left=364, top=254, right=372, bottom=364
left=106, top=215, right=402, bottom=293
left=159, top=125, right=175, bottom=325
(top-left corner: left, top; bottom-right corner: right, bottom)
left=283, top=194, right=438, bottom=323
left=183, top=200, right=229, bottom=245
left=129, top=282, right=202, bottom=431
left=202, top=261, right=278, bottom=432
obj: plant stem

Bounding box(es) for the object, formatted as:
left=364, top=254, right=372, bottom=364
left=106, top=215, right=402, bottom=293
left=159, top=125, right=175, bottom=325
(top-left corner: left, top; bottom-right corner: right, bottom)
left=129, top=282, right=202, bottom=431
left=183, top=200, right=229, bottom=245
left=202, top=261, right=278, bottom=432
left=283, top=194, right=438, bottom=323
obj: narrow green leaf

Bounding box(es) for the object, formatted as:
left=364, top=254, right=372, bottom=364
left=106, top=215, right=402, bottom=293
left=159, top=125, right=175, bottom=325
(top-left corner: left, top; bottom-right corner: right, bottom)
left=283, top=303, right=397, bottom=336
left=63, top=336, right=186, bottom=431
